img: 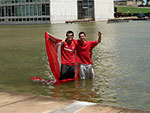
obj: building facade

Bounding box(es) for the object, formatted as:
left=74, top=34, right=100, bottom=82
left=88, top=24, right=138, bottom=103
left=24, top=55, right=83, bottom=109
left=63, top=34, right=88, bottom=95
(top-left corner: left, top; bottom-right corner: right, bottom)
left=0, top=0, right=50, bottom=25
left=0, top=0, right=114, bottom=25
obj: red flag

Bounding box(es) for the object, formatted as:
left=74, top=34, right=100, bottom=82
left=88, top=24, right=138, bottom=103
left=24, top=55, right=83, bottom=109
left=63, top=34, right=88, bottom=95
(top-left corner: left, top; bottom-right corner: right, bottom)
left=31, top=32, right=79, bottom=84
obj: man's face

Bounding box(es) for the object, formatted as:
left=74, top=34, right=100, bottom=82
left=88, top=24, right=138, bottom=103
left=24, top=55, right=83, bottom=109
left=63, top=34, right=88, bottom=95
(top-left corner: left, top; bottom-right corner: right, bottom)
left=79, top=33, right=86, bottom=42
left=66, top=33, right=74, bottom=41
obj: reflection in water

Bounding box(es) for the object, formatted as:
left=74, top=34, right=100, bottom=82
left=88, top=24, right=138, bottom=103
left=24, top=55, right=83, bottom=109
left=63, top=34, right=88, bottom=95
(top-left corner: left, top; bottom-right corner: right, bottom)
left=45, top=80, right=103, bottom=103
left=0, top=21, right=150, bottom=110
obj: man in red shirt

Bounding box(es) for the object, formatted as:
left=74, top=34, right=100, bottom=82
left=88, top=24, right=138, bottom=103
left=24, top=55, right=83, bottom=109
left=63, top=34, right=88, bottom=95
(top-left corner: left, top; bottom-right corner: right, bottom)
left=74, top=31, right=102, bottom=79
left=49, top=31, right=76, bottom=80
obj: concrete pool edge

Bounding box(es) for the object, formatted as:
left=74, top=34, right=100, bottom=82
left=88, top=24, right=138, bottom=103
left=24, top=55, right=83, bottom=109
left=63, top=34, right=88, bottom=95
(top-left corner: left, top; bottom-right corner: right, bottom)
left=0, top=91, right=150, bottom=113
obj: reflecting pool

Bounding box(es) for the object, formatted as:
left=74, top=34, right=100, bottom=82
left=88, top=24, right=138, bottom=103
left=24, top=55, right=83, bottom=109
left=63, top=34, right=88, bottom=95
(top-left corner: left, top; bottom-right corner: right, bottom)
left=0, top=21, right=150, bottom=110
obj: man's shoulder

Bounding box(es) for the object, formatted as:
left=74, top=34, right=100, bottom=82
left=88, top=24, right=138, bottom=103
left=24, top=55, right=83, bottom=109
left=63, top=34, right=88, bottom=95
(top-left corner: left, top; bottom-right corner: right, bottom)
left=64, top=41, right=76, bottom=47
left=87, top=40, right=96, bottom=42
left=72, top=39, right=77, bottom=42
left=88, top=40, right=98, bottom=44
left=72, top=39, right=78, bottom=44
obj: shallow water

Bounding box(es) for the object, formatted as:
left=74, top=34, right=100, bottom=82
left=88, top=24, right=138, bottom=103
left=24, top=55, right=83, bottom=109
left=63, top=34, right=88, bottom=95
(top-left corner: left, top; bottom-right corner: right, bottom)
left=0, top=21, right=150, bottom=110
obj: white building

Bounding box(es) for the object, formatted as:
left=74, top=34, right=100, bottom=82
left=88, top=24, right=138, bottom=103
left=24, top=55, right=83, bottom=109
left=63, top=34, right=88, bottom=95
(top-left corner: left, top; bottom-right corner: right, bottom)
left=0, top=0, right=114, bottom=25
left=50, top=0, right=78, bottom=23
left=94, top=0, right=114, bottom=21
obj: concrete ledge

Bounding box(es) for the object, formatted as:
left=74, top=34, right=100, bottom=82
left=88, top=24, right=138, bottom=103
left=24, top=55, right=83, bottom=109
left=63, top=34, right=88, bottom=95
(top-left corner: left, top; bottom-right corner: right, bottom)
left=107, top=17, right=150, bottom=23
left=65, top=18, right=93, bottom=24
left=0, top=91, right=150, bottom=113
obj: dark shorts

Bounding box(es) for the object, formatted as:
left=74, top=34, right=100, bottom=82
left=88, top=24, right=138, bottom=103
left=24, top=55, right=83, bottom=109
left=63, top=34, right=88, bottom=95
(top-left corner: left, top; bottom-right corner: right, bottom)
left=59, top=64, right=75, bottom=80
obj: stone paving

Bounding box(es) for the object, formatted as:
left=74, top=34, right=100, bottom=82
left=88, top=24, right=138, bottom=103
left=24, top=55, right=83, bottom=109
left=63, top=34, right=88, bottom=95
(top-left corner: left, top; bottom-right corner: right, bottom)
left=0, top=91, right=150, bottom=113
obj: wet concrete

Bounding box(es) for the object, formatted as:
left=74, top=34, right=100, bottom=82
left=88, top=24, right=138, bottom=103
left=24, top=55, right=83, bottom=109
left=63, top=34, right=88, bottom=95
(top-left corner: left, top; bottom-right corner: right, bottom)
left=0, top=91, right=150, bottom=113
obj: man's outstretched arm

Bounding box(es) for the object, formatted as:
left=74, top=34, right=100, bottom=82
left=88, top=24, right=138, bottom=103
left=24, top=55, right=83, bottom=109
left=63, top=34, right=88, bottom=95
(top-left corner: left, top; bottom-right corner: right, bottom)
left=46, top=36, right=57, bottom=43
left=47, top=36, right=66, bottom=45
left=98, top=31, right=102, bottom=43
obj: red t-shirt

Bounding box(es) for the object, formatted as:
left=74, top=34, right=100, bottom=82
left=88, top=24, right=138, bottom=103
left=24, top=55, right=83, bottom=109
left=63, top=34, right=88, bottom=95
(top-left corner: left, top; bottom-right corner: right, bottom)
left=74, top=39, right=98, bottom=64
left=57, top=41, right=76, bottom=65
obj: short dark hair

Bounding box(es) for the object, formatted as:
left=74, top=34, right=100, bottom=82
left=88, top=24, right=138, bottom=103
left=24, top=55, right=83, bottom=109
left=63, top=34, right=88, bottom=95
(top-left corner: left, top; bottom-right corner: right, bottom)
left=66, top=30, right=74, bottom=36
left=79, top=32, right=86, bottom=37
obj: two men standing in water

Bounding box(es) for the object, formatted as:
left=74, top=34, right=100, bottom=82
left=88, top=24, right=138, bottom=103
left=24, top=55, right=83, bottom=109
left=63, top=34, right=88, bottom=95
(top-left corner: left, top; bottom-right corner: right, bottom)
left=49, top=30, right=102, bottom=80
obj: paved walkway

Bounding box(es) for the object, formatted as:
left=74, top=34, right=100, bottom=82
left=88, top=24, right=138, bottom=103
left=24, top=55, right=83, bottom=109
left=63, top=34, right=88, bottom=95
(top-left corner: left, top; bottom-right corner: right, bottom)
left=0, top=91, right=150, bottom=113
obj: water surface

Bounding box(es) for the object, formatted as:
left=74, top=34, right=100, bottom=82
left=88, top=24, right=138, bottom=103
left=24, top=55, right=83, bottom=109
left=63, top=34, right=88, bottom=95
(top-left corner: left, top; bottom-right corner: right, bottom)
left=0, top=21, right=150, bottom=110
